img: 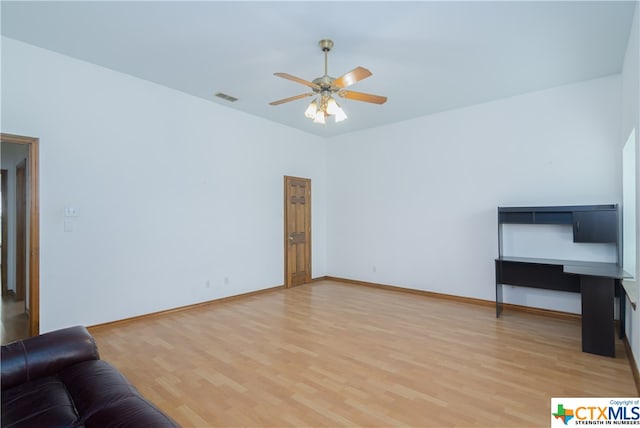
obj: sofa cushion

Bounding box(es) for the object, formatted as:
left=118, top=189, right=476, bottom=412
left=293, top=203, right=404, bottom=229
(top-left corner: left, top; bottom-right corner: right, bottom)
left=1, top=376, right=81, bottom=428
left=1, top=326, right=99, bottom=390
left=61, top=360, right=140, bottom=419
left=63, top=359, right=177, bottom=427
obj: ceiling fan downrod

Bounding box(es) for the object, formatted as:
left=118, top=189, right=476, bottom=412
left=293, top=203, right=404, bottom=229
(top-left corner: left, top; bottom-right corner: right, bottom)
left=319, top=39, right=333, bottom=77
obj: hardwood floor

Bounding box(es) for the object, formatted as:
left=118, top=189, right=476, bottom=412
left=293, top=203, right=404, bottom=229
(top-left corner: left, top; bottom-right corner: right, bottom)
left=89, top=280, right=637, bottom=427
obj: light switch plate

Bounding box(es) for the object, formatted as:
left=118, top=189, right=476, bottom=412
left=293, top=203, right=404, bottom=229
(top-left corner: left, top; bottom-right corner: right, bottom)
left=64, top=207, right=78, bottom=217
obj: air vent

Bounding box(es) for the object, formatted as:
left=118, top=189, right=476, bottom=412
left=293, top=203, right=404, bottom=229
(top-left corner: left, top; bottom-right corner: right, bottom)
left=215, top=92, right=238, bottom=102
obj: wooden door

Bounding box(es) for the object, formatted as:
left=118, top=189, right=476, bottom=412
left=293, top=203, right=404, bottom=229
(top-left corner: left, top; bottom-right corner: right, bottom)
left=15, top=160, right=27, bottom=301
left=284, top=176, right=311, bottom=287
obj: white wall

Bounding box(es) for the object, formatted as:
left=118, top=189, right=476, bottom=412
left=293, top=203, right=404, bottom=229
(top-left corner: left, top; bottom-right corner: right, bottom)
left=621, top=4, right=640, bottom=377
left=0, top=30, right=632, bottom=342
left=326, top=75, right=622, bottom=314
left=1, top=37, right=327, bottom=332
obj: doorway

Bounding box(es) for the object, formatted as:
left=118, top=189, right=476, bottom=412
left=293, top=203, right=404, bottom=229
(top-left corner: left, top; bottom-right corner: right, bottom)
left=0, top=133, right=39, bottom=342
left=284, top=176, right=311, bottom=287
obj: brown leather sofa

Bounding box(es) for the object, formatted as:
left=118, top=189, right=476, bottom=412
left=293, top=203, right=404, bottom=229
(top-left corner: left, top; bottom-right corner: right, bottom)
left=1, top=325, right=179, bottom=427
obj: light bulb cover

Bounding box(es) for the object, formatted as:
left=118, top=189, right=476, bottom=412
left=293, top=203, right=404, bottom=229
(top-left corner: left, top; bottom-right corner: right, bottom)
left=326, top=97, right=340, bottom=115
left=304, top=100, right=318, bottom=119
left=334, top=107, right=347, bottom=122
left=313, top=110, right=326, bottom=124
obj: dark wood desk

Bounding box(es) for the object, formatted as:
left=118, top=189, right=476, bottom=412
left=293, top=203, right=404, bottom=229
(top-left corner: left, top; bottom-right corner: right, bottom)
left=495, top=256, right=627, bottom=357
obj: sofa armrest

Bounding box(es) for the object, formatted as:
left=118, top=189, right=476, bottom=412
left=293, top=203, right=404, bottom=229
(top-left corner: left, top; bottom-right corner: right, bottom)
left=1, top=325, right=100, bottom=390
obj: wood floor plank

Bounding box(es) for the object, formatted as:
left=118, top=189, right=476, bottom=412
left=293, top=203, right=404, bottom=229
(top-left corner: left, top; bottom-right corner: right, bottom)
left=90, top=280, right=637, bottom=427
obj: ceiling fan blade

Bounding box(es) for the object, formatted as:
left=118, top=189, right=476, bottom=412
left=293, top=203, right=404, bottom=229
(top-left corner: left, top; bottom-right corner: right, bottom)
left=338, top=90, right=387, bottom=104
left=332, top=67, right=372, bottom=89
left=269, top=93, right=315, bottom=106
left=274, top=73, right=320, bottom=90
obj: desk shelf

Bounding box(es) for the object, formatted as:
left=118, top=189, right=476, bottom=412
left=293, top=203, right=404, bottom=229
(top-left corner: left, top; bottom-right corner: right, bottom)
left=498, top=205, right=618, bottom=243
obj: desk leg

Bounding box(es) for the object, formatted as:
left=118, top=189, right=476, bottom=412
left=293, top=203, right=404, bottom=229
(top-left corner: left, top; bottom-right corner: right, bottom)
left=495, top=260, right=503, bottom=318
left=581, top=275, right=615, bottom=357
left=619, top=280, right=625, bottom=339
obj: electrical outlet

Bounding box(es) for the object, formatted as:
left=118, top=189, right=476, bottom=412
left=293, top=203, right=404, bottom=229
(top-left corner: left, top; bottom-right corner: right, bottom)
left=205, top=280, right=211, bottom=288
left=224, top=277, right=229, bottom=285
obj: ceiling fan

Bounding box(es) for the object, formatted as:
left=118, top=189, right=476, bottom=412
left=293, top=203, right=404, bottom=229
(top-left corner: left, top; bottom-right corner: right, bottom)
left=269, top=39, right=387, bottom=124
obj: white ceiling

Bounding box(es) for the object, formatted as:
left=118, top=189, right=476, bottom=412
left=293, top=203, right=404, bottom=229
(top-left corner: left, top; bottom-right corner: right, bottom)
left=1, top=1, right=636, bottom=138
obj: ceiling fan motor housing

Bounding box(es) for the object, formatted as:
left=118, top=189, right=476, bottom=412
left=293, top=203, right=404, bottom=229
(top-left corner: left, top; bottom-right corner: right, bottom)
left=312, top=75, right=335, bottom=92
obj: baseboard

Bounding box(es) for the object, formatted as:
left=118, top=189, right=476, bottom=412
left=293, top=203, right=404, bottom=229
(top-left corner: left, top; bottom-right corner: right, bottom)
left=623, top=336, right=640, bottom=395
left=89, top=284, right=285, bottom=332
left=324, top=275, right=493, bottom=306
left=499, top=302, right=581, bottom=321
left=323, top=276, right=581, bottom=321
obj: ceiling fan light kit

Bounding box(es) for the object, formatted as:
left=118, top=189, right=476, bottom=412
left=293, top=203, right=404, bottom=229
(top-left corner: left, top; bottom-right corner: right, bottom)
left=306, top=92, right=347, bottom=124
left=269, top=39, right=387, bottom=125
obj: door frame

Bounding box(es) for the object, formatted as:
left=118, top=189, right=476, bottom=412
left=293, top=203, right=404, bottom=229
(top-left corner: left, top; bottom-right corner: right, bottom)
left=283, top=176, right=312, bottom=288
left=15, top=159, right=27, bottom=301
left=1, top=169, right=7, bottom=297
left=1, top=133, right=40, bottom=336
